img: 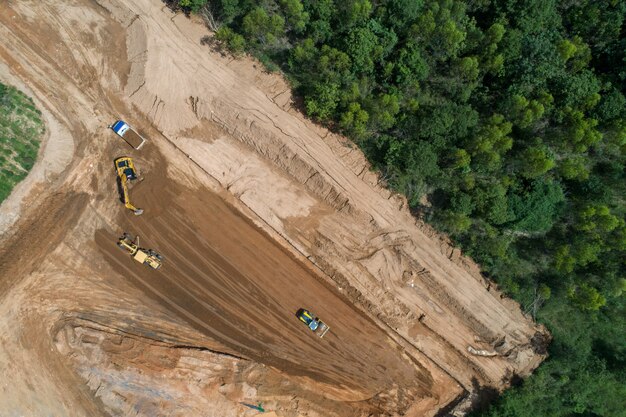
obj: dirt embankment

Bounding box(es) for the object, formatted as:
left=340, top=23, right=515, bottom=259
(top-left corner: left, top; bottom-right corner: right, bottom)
left=0, top=0, right=547, bottom=416
left=111, top=0, right=547, bottom=386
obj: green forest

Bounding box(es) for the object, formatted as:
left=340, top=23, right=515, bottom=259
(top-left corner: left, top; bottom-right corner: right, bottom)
left=173, top=0, right=625, bottom=415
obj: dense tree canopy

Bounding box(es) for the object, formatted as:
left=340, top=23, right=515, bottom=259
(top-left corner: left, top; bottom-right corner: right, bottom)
left=172, top=0, right=626, bottom=415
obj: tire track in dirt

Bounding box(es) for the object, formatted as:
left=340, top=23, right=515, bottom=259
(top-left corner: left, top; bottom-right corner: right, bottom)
left=94, top=154, right=436, bottom=403
left=0, top=193, right=89, bottom=295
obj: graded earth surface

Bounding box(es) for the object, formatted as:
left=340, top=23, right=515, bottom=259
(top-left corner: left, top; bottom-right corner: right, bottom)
left=0, top=1, right=548, bottom=416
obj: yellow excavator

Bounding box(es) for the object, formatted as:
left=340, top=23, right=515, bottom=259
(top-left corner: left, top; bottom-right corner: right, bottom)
left=114, top=156, right=143, bottom=215
left=117, top=233, right=163, bottom=270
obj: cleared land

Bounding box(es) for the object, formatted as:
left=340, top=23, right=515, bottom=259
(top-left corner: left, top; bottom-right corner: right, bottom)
left=0, top=1, right=547, bottom=416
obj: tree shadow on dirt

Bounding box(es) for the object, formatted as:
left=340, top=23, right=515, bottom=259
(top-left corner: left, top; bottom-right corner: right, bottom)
left=469, top=378, right=500, bottom=415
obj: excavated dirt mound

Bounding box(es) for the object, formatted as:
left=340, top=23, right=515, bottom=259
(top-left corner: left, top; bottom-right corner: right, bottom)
left=0, top=1, right=547, bottom=416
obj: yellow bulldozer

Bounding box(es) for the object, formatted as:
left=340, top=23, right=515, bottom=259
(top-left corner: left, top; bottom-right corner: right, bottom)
left=114, top=156, right=143, bottom=215
left=117, top=233, right=163, bottom=270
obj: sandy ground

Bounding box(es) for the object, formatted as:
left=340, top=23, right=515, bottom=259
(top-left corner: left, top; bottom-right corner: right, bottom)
left=0, top=1, right=548, bottom=416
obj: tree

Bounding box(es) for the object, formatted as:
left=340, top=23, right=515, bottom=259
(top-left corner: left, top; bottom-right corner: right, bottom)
left=555, top=245, right=576, bottom=273
left=344, top=20, right=397, bottom=74
left=280, top=0, right=309, bottom=33
left=214, top=0, right=242, bottom=25
left=480, top=22, right=506, bottom=75
left=508, top=179, right=564, bottom=233
left=562, top=1, right=626, bottom=54
left=576, top=204, right=620, bottom=234
left=393, top=43, right=429, bottom=87
left=215, top=27, right=246, bottom=54
left=467, top=114, right=513, bottom=171
left=339, top=102, right=369, bottom=137
left=178, top=0, right=208, bottom=13
left=518, top=145, right=555, bottom=178
left=469, top=182, right=513, bottom=225
left=562, top=109, right=603, bottom=152
left=336, top=0, right=372, bottom=30
left=559, top=156, right=589, bottom=181
left=436, top=18, right=466, bottom=59
left=316, top=45, right=352, bottom=80
left=455, top=56, right=479, bottom=81
left=552, top=70, right=601, bottom=110
left=438, top=210, right=472, bottom=233
left=242, top=7, right=285, bottom=48
left=508, top=95, right=545, bottom=129
left=367, top=93, right=400, bottom=131
left=383, top=0, right=424, bottom=32
left=448, top=148, right=471, bottom=169
left=594, top=88, right=626, bottom=123
left=305, top=82, right=340, bottom=120
left=571, top=237, right=602, bottom=267
left=344, top=25, right=379, bottom=74
left=568, top=283, right=606, bottom=311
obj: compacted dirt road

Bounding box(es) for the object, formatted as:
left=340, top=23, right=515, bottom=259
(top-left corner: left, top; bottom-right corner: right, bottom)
left=0, top=1, right=547, bottom=416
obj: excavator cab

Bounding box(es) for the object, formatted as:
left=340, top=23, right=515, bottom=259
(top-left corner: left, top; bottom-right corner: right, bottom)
left=115, top=158, right=137, bottom=180
left=114, top=157, right=143, bottom=215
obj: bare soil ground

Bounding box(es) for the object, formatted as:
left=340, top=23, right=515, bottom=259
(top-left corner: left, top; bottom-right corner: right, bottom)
left=0, top=1, right=548, bottom=416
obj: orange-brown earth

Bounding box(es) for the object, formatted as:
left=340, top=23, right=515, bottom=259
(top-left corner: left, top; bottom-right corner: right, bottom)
left=0, top=1, right=548, bottom=416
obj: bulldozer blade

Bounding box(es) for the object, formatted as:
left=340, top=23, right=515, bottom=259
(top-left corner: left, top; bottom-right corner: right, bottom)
left=317, top=322, right=330, bottom=338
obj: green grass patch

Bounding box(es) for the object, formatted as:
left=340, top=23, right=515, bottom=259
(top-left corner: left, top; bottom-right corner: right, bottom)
left=0, top=82, right=44, bottom=204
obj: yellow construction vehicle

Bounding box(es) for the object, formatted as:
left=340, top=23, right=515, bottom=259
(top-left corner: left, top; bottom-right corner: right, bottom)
left=117, top=233, right=163, bottom=270
left=114, top=156, right=143, bottom=215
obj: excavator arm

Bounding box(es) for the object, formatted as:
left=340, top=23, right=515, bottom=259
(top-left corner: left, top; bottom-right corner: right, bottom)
left=114, top=156, right=143, bottom=216
left=120, top=175, right=143, bottom=216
